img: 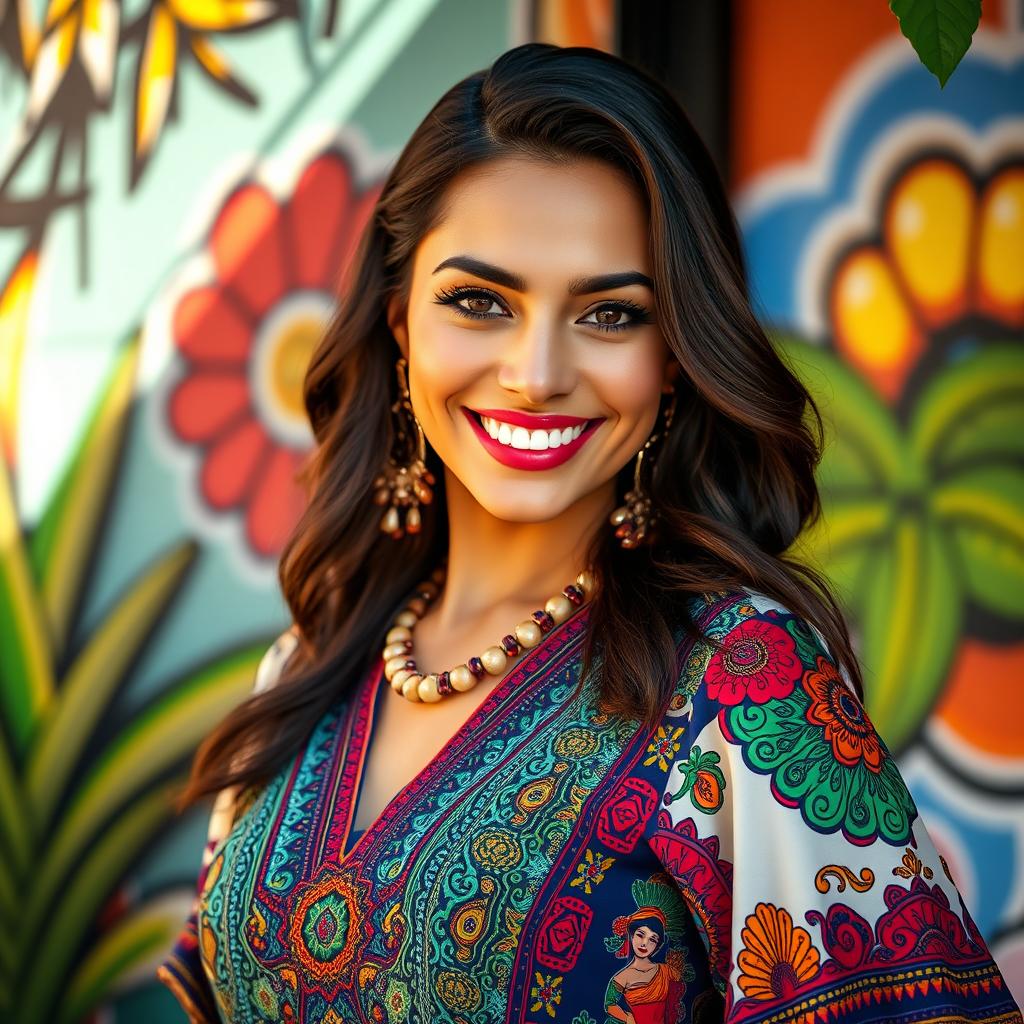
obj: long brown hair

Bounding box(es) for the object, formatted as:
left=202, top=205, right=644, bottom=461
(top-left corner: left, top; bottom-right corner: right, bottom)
left=176, top=42, right=863, bottom=811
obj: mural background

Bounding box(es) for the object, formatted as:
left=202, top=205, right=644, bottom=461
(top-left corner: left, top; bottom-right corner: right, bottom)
left=0, top=0, right=1019, bottom=1019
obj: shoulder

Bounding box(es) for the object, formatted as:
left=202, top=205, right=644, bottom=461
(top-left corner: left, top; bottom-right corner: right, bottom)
left=253, top=625, right=301, bottom=694
left=674, top=585, right=854, bottom=707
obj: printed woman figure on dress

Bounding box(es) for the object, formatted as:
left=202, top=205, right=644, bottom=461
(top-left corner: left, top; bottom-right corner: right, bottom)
left=605, top=897, right=689, bottom=1024
left=156, top=41, right=1022, bottom=1024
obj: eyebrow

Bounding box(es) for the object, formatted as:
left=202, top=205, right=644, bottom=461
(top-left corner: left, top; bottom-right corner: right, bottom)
left=431, top=255, right=654, bottom=295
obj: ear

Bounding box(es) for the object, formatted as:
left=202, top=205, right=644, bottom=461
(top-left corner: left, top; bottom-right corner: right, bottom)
left=386, top=293, right=409, bottom=360
left=662, top=356, right=680, bottom=394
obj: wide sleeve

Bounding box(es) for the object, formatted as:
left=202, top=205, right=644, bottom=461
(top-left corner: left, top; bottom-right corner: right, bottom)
left=646, top=592, right=1022, bottom=1024
left=156, top=627, right=300, bottom=1022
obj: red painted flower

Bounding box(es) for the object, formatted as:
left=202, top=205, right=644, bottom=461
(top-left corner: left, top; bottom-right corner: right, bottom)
left=705, top=616, right=802, bottom=706
left=803, top=654, right=884, bottom=772
left=167, top=150, right=381, bottom=557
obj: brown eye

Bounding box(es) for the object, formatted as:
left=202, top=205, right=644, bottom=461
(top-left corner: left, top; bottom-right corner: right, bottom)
left=465, top=296, right=495, bottom=314
left=594, top=308, right=625, bottom=326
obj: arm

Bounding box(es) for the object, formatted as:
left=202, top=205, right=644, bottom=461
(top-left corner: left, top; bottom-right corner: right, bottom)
left=647, top=591, right=1021, bottom=1023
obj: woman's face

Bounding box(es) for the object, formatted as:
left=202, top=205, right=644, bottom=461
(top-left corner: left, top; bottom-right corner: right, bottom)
left=387, top=155, right=677, bottom=525
left=631, top=924, right=660, bottom=958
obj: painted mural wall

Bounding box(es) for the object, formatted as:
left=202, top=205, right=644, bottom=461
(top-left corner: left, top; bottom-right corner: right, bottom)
left=0, top=0, right=1019, bottom=1020
left=730, top=0, right=1024, bottom=1007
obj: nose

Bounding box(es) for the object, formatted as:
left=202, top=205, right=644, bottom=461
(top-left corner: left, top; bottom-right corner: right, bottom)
left=495, top=312, right=575, bottom=405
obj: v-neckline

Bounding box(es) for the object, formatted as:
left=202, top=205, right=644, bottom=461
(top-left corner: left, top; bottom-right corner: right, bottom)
left=337, top=598, right=593, bottom=862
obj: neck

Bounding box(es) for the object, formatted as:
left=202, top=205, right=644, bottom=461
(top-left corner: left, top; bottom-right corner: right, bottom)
left=429, top=469, right=613, bottom=632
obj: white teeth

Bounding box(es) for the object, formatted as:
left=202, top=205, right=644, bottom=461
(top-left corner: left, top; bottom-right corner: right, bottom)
left=479, top=415, right=586, bottom=450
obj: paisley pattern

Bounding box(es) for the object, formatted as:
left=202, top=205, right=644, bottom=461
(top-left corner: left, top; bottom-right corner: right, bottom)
left=157, top=591, right=1022, bottom=1023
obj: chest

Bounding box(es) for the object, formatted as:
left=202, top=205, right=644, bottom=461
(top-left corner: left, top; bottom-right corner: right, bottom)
left=196, top=611, right=712, bottom=1022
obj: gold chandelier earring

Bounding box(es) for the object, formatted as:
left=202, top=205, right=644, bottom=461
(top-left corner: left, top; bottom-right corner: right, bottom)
left=609, top=387, right=677, bottom=549
left=372, top=356, right=436, bottom=539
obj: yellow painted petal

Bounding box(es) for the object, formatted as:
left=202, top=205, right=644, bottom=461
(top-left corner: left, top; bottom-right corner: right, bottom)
left=136, top=3, right=177, bottom=160
left=0, top=248, right=37, bottom=467
left=17, top=0, right=42, bottom=70
left=166, top=0, right=276, bottom=31
left=885, top=159, right=973, bottom=326
left=78, top=0, right=119, bottom=101
left=976, top=167, right=1024, bottom=324
left=830, top=245, right=924, bottom=401
left=189, top=31, right=230, bottom=80
left=24, top=8, right=79, bottom=127
left=43, top=0, right=77, bottom=32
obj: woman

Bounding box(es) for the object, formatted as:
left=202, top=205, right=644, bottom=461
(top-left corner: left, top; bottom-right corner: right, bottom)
left=157, top=43, right=1021, bottom=1024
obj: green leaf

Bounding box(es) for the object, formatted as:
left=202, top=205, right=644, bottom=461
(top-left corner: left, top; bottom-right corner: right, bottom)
left=0, top=455, right=55, bottom=757
left=22, top=645, right=263, bottom=957
left=58, top=894, right=186, bottom=1024
left=909, top=344, right=1024, bottom=472
left=889, top=0, right=980, bottom=88
left=858, top=514, right=961, bottom=751
left=934, top=464, right=1024, bottom=618
left=773, top=334, right=914, bottom=490
left=26, top=539, right=199, bottom=836
left=18, top=785, right=178, bottom=1024
left=28, top=333, right=142, bottom=661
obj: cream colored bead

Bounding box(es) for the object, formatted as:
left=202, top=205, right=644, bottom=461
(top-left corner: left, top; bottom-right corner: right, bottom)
left=392, top=668, right=415, bottom=689
left=385, top=655, right=411, bottom=678
left=576, top=570, right=595, bottom=597
left=449, top=665, right=477, bottom=692
left=384, top=641, right=411, bottom=660
left=394, top=610, right=418, bottom=628
left=386, top=626, right=412, bottom=644
left=401, top=674, right=423, bottom=700
left=406, top=596, right=427, bottom=616
left=480, top=645, right=508, bottom=675
left=417, top=674, right=442, bottom=703
left=514, top=620, right=542, bottom=648
left=545, top=594, right=573, bottom=623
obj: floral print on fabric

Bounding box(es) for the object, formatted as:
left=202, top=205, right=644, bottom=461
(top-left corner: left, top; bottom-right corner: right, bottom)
left=719, top=639, right=916, bottom=847
left=158, top=591, right=1021, bottom=1023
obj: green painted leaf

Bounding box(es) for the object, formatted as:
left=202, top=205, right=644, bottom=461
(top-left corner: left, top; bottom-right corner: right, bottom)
left=909, top=343, right=1024, bottom=471
left=26, top=539, right=199, bottom=835
left=22, top=645, right=263, bottom=963
left=858, top=515, right=960, bottom=751
left=58, top=895, right=185, bottom=1024
left=0, top=456, right=55, bottom=757
left=18, top=785, right=177, bottom=1024
left=28, top=333, right=142, bottom=660
left=934, top=464, right=1024, bottom=618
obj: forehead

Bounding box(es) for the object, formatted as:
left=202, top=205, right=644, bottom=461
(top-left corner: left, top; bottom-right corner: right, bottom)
left=417, top=156, right=650, bottom=285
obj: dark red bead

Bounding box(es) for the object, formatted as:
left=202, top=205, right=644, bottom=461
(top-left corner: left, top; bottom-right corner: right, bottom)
left=563, top=584, right=584, bottom=605
left=467, top=657, right=485, bottom=678
left=501, top=634, right=522, bottom=656
left=532, top=610, right=555, bottom=632
left=437, top=671, right=452, bottom=695
left=404, top=658, right=416, bottom=669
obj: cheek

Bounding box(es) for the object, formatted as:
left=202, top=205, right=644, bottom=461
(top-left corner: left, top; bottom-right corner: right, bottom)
left=408, top=312, right=489, bottom=410
left=589, top=341, right=668, bottom=420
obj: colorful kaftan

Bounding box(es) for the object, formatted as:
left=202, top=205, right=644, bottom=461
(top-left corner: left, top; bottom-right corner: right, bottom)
left=157, top=589, right=1022, bottom=1023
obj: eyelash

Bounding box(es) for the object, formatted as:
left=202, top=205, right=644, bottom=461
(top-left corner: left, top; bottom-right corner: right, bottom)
left=432, top=285, right=653, bottom=334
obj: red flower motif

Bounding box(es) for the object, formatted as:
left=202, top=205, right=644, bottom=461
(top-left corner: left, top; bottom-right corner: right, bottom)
left=536, top=896, right=592, bottom=972
left=167, top=150, right=381, bottom=557
left=705, top=616, right=802, bottom=706
left=803, top=655, right=884, bottom=772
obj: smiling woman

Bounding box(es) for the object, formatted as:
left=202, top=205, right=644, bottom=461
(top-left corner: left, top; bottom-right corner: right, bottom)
left=158, top=42, right=1021, bottom=1024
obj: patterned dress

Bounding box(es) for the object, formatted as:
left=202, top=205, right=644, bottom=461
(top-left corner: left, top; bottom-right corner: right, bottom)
left=157, top=588, right=1022, bottom=1023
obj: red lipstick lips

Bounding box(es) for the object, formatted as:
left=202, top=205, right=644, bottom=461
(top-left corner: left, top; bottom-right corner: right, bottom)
left=461, top=407, right=602, bottom=471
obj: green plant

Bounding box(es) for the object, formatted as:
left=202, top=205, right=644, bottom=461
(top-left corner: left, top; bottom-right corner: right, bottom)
left=0, top=328, right=272, bottom=1022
